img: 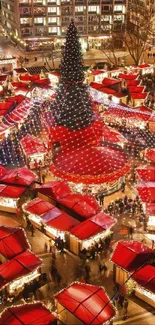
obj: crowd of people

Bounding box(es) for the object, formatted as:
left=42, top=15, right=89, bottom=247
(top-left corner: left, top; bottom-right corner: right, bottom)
left=105, top=195, right=143, bottom=217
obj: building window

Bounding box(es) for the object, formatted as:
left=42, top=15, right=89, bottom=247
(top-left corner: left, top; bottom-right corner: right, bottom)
left=75, top=6, right=86, bottom=12
left=48, top=17, right=57, bottom=24
left=48, top=27, right=57, bottom=34
left=48, top=7, right=57, bottom=14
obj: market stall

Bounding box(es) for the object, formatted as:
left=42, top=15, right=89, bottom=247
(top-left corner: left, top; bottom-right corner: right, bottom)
left=0, top=250, right=42, bottom=294
left=20, top=135, right=48, bottom=169
left=130, top=92, right=148, bottom=108
left=90, top=84, right=128, bottom=105
left=136, top=165, right=155, bottom=182
left=88, top=70, right=108, bottom=83
left=0, top=226, right=29, bottom=262
left=54, top=282, right=116, bottom=325
left=136, top=182, right=155, bottom=203
left=0, top=184, right=27, bottom=213
left=132, top=265, right=155, bottom=308
left=111, top=241, right=153, bottom=286
left=136, top=63, right=154, bottom=75
left=0, top=302, right=57, bottom=325
left=24, top=197, right=55, bottom=216
left=69, top=212, right=116, bottom=255
left=144, top=148, right=155, bottom=163
left=0, top=166, right=36, bottom=187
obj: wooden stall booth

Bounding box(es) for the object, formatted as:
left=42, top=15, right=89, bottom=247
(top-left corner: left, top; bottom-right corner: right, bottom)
left=54, top=282, right=116, bottom=325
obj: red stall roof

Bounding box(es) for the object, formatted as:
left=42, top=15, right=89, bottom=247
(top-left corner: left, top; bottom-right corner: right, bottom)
left=137, top=182, right=155, bottom=203
left=102, top=78, right=120, bottom=86
left=0, top=226, right=29, bottom=259
left=1, top=167, right=36, bottom=186
left=0, top=165, right=8, bottom=179
left=0, top=184, right=26, bottom=198
left=112, top=241, right=153, bottom=272
left=119, top=73, right=138, bottom=80
left=58, top=193, right=100, bottom=219
left=145, top=203, right=155, bottom=216
left=0, top=250, right=42, bottom=290
left=128, top=86, right=145, bottom=93
left=0, top=102, right=12, bottom=116
left=21, top=134, right=47, bottom=156
left=36, top=180, right=71, bottom=199
left=126, top=80, right=141, bottom=86
left=0, top=303, right=57, bottom=325
left=102, top=125, right=127, bottom=144
left=70, top=212, right=115, bottom=240
left=41, top=208, right=79, bottom=232
left=90, top=82, right=103, bottom=90
left=55, top=282, right=115, bottom=325
left=132, top=265, right=155, bottom=294
left=91, top=70, right=105, bottom=75
left=24, top=198, right=55, bottom=215
left=145, top=148, right=155, bottom=163
left=130, top=93, right=148, bottom=100
left=136, top=165, right=155, bottom=182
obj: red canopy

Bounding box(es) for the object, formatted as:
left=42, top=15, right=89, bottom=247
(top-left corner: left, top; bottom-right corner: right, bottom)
left=0, top=184, right=26, bottom=198
left=21, top=134, right=47, bottom=157
left=0, top=165, right=8, bottom=179
left=130, top=93, right=148, bottom=99
left=0, top=303, right=57, bottom=325
left=126, top=80, right=141, bottom=86
left=24, top=198, right=55, bottom=216
left=90, top=82, right=103, bottom=90
left=119, top=73, right=138, bottom=80
left=136, top=165, right=155, bottom=181
left=0, top=250, right=42, bottom=289
left=55, top=282, right=115, bottom=325
left=102, top=78, right=120, bottom=86
left=58, top=194, right=100, bottom=219
left=112, top=241, right=153, bottom=272
left=0, top=226, right=29, bottom=259
left=145, top=148, right=155, bottom=163
left=137, top=182, right=155, bottom=203
left=128, top=86, right=145, bottom=93
left=1, top=167, right=36, bottom=186
left=50, top=145, right=130, bottom=184
left=70, top=213, right=115, bottom=240
left=36, top=181, right=71, bottom=199
left=42, top=209, right=79, bottom=232
left=132, top=265, right=155, bottom=294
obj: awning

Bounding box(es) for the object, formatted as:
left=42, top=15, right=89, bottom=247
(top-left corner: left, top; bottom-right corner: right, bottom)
left=111, top=241, right=153, bottom=272
left=0, top=226, right=29, bottom=259
left=54, top=282, right=115, bottom=325
left=1, top=167, right=36, bottom=186
left=0, top=302, right=57, bottom=325
left=0, top=184, right=26, bottom=198
left=24, top=198, right=55, bottom=215
left=136, top=165, right=155, bottom=182
left=137, top=182, right=155, bottom=203
left=0, top=250, right=42, bottom=290
left=132, top=265, right=155, bottom=294
left=20, top=134, right=47, bottom=156
left=70, top=213, right=115, bottom=240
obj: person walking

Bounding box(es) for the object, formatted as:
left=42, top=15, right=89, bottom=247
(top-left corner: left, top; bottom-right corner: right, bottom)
left=123, top=298, right=129, bottom=320
left=99, top=193, right=104, bottom=206
left=128, top=226, right=134, bottom=239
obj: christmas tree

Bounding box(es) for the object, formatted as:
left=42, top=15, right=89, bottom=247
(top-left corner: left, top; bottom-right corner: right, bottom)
left=52, top=20, right=94, bottom=130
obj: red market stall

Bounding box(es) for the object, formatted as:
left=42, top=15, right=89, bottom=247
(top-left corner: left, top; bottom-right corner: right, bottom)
left=130, top=92, right=148, bottom=107
left=54, top=282, right=116, bottom=325
left=24, top=198, right=55, bottom=216
left=136, top=182, right=155, bottom=203
left=0, top=250, right=42, bottom=293
left=0, top=184, right=26, bottom=213
left=0, top=303, right=57, bottom=325
left=132, top=265, right=155, bottom=308
left=88, top=70, right=108, bottom=83
left=119, top=73, right=138, bottom=80
left=0, top=226, right=29, bottom=261
left=144, top=148, right=155, bottom=163
left=0, top=167, right=36, bottom=187
left=69, top=212, right=116, bottom=255
left=102, top=125, right=127, bottom=147
left=111, top=241, right=153, bottom=285
left=36, top=180, right=71, bottom=203
left=20, top=135, right=48, bottom=168
left=136, top=165, right=155, bottom=182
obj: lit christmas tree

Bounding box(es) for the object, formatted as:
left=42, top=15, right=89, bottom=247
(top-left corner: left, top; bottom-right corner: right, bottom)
left=52, top=20, right=94, bottom=130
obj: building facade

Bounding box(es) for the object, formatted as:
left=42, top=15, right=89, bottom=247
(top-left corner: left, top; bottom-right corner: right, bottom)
left=1, top=0, right=127, bottom=51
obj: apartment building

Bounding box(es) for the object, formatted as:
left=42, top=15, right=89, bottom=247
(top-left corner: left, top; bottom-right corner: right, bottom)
left=1, top=0, right=127, bottom=51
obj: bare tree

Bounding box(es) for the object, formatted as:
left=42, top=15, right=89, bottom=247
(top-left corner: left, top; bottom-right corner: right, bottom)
left=100, top=27, right=123, bottom=66
left=123, top=0, right=153, bottom=65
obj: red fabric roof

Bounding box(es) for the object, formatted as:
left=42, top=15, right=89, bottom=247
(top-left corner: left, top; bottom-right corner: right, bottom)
left=0, top=226, right=29, bottom=259
left=137, top=182, right=155, bottom=203
left=24, top=198, right=55, bottom=215
left=132, top=265, right=155, bottom=294
left=91, top=70, right=104, bottom=75
left=6, top=95, right=25, bottom=104
left=130, top=92, right=148, bottom=99
left=51, top=145, right=130, bottom=184
left=55, top=282, right=115, bottom=325
left=102, top=78, right=120, bottom=86
left=36, top=181, right=71, bottom=199
left=0, top=102, right=12, bottom=116
left=138, top=63, right=150, bottom=68
left=0, top=250, right=42, bottom=289
left=102, top=125, right=127, bottom=144
left=0, top=184, right=26, bottom=198
left=136, top=165, right=155, bottom=181
left=145, top=148, right=155, bottom=163
left=99, top=87, right=116, bottom=95
left=126, top=80, right=141, bottom=86
left=119, top=73, right=138, bottom=80
left=0, top=165, right=8, bottom=179
left=0, top=303, right=57, bottom=325
left=20, top=134, right=47, bottom=156
left=128, top=86, right=144, bottom=93
left=112, top=241, right=153, bottom=272
left=57, top=194, right=100, bottom=218
left=42, top=209, right=79, bottom=232
left=90, top=82, right=103, bottom=90
left=1, top=167, right=35, bottom=186
left=145, top=203, right=155, bottom=216
left=70, top=213, right=115, bottom=240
